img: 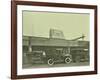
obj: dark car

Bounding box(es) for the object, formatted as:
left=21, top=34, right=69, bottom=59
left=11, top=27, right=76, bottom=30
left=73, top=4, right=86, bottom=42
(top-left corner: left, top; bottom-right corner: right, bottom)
left=26, top=48, right=72, bottom=66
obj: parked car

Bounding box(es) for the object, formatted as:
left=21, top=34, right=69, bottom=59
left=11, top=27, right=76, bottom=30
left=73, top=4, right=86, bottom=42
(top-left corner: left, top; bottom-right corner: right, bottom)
left=26, top=48, right=72, bottom=66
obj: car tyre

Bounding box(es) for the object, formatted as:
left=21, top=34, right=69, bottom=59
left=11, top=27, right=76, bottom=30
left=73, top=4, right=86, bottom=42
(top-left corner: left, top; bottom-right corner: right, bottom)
left=65, top=57, right=72, bottom=64
left=47, top=59, right=54, bottom=66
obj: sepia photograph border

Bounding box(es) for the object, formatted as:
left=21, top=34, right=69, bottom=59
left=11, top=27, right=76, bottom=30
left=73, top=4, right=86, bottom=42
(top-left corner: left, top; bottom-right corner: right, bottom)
left=11, top=0, right=97, bottom=79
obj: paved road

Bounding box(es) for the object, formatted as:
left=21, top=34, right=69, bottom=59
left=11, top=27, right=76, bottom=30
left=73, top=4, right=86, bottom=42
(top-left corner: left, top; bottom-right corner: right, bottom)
left=23, top=62, right=89, bottom=69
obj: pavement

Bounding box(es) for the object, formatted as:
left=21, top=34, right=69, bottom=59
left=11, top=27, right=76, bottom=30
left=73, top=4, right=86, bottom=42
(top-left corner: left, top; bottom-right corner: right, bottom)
left=23, top=62, right=89, bottom=69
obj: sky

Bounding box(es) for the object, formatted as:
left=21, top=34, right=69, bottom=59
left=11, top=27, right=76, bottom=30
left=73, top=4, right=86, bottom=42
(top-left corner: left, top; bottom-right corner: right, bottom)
left=23, top=11, right=90, bottom=41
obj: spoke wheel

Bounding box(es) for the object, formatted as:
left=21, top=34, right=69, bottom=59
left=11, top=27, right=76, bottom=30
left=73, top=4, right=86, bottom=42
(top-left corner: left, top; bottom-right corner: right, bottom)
left=65, top=57, right=72, bottom=64
left=47, top=59, right=54, bottom=66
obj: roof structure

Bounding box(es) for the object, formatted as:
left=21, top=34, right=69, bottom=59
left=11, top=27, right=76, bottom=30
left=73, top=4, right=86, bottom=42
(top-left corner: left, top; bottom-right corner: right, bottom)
left=23, top=36, right=89, bottom=47
left=23, top=29, right=89, bottom=47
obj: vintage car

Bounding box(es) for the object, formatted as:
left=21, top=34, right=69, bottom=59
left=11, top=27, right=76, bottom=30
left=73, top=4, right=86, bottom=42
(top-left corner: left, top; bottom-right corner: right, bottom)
left=26, top=48, right=72, bottom=66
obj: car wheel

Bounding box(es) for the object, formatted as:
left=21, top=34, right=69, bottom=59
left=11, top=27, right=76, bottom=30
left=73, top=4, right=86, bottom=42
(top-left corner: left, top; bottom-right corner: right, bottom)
left=47, top=59, right=54, bottom=66
left=65, top=57, right=72, bottom=64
